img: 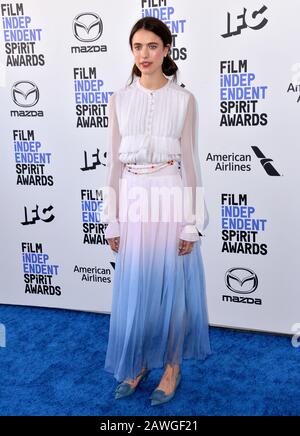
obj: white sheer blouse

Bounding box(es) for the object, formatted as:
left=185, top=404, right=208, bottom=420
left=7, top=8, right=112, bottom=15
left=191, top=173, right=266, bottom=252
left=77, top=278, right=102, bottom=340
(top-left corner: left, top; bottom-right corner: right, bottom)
left=103, top=77, right=208, bottom=242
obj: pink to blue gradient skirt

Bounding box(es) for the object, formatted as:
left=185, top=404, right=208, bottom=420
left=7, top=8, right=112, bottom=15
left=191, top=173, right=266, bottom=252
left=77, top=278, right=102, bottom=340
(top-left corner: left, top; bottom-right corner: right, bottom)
left=104, top=162, right=211, bottom=382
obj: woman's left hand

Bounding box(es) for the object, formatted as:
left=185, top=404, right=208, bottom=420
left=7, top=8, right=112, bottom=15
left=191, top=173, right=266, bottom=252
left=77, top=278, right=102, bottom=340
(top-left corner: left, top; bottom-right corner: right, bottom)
left=178, top=239, right=194, bottom=256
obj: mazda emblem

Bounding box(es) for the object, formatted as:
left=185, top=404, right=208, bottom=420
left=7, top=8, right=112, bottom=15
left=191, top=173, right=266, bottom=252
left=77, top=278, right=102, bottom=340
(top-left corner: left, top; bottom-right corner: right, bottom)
left=225, top=267, right=258, bottom=294
left=73, top=12, right=103, bottom=42
left=11, top=81, right=39, bottom=107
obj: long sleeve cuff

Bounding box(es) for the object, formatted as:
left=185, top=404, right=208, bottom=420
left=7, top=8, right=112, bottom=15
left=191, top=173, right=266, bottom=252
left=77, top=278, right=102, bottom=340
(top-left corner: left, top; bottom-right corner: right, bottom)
left=179, top=224, right=203, bottom=242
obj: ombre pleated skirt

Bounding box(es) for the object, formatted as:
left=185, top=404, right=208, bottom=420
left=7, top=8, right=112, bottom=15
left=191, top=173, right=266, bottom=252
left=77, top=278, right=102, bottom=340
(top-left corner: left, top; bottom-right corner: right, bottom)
left=104, top=161, right=211, bottom=382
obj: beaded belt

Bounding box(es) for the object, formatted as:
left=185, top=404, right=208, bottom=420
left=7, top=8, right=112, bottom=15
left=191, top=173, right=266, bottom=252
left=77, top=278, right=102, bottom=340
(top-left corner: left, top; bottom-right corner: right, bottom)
left=125, top=160, right=175, bottom=175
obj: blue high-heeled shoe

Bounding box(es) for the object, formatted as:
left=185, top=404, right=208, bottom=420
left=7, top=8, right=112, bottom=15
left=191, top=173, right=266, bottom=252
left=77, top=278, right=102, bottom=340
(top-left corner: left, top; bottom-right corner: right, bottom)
left=115, top=368, right=151, bottom=399
left=150, top=371, right=181, bottom=406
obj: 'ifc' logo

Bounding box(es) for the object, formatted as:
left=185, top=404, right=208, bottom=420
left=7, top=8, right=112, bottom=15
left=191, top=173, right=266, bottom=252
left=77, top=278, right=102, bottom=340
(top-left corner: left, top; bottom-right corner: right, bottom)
left=225, top=267, right=258, bottom=294
left=11, top=81, right=39, bottom=107
left=72, top=12, right=103, bottom=42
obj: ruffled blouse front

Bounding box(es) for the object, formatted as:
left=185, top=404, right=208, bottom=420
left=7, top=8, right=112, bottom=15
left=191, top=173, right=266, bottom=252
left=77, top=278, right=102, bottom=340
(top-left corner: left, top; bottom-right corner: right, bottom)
left=103, top=77, right=208, bottom=241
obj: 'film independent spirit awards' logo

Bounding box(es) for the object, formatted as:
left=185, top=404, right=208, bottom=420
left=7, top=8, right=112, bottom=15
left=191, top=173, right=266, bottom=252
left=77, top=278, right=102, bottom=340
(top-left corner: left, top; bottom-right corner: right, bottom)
left=73, top=67, right=112, bottom=128
left=14, top=129, right=53, bottom=186
left=21, top=242, right=61, bottom=297
left=222, top=267, right=262, bottom=305
left=1, top=2, right=45, bottom=66
left=221, top=193, right=267, bottom=256
left=219, top=59, right=268, bottom=127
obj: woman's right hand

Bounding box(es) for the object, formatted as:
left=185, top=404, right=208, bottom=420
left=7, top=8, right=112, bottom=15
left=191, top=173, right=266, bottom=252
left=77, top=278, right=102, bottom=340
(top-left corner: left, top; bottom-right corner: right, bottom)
left=178, top=239, right=194, bottom=256
left=107, top=237, right=120, bottom=253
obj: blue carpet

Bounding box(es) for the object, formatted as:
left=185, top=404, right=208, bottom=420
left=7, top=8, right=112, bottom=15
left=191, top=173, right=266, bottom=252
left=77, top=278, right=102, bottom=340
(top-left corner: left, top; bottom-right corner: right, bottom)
left=0, top=304, right=299, bottom=416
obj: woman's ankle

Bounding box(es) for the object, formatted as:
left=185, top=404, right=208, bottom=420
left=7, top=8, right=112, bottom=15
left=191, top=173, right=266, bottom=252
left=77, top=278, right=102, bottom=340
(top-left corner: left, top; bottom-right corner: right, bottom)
left=163, top=363, right=180, bottom=378
left=125, top=367, right=147, bottom=384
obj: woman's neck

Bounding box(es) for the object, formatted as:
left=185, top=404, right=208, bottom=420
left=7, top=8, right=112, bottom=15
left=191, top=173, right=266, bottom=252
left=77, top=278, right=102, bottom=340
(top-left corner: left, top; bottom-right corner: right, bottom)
left=139, top=74, right=168, bottom=90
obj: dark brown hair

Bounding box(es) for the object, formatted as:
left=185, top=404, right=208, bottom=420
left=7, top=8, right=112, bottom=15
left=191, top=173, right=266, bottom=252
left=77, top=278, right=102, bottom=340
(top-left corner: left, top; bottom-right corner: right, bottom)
left=127, top=17, right=178, bottom=86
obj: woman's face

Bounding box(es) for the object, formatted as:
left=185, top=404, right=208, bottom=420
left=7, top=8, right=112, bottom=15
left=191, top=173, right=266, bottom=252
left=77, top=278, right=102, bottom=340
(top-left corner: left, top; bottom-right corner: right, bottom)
left=131, top=28, right=169, bottom=76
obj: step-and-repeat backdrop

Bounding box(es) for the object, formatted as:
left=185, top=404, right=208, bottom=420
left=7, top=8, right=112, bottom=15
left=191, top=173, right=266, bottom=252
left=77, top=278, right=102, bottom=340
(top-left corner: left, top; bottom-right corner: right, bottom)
left=0, top=0, right=299, bottom=334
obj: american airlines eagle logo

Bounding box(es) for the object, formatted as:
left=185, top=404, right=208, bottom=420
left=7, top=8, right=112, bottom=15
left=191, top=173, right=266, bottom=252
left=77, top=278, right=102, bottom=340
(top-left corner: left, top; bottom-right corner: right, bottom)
left=251, top=146, right=281, bottom=176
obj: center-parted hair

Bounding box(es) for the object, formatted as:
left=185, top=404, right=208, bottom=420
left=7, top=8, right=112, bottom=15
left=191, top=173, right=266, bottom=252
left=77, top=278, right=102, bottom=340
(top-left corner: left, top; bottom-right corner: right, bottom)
left=128, top=16, right=178, bottom=86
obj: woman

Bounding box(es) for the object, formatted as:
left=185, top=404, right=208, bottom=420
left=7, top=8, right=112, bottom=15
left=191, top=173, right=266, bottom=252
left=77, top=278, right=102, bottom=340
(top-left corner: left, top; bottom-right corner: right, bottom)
left=103, top=16, right=211, bottom=406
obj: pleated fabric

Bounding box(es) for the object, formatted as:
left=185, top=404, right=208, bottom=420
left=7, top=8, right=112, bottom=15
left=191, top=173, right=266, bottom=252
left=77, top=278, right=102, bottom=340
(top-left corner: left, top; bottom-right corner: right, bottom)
left=104, top=164, right=211, bottom=382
